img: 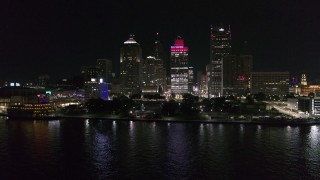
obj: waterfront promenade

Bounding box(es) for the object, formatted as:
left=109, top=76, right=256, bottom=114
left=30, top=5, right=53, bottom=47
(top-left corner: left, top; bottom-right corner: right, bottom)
left=1, top=112, right=320, bottom=126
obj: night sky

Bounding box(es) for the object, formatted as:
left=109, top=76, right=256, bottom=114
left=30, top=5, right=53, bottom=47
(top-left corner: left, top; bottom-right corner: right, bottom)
left=1, top=0, right=319, bottom=83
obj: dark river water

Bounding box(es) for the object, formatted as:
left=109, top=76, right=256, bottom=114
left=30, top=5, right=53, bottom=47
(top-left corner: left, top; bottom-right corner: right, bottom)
left=0, top=117, right=319, bottom=179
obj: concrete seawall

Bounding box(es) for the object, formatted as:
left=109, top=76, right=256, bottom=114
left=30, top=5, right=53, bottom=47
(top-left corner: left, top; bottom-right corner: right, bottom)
left=2, top=113, right=320, bottom=126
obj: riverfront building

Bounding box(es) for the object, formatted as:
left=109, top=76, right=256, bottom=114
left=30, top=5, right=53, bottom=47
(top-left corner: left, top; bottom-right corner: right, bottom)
left=223, top=54, right=252, bottom=96
left=208, top=25, right=232, bottom=97
left=120, top=35, right=142, bottom=95
left=170, top=37, right=190, bottom=98
left=250, top=72, right=289, bottom=96
left=141, top=34, right=166, bottom=94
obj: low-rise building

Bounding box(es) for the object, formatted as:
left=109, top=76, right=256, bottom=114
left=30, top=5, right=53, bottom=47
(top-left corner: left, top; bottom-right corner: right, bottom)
left=250, top=72, right=289, bottom=96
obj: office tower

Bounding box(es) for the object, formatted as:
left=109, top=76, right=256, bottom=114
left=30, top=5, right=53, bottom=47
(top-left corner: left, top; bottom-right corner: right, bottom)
left=81, top=66, right=104, bottom=100
left=170, top=36, right=189, bottom=98
left=84, top=78, right=108, bottom=101
left=142, top=56, right=157, bottom=93
left=153, top=33, right=167, bottom=93
left=120, top=35, right=142, bottom=95
left=141, top=34, right=167, bottom=94
left=250, top=72, right=289, bottom=96
left=188, top=66, right=194, bottom=94
left=81, top=66, right=101, bottom=81
left=222, top=54, right=237, bottom=95
left=208, top=25, right=232, bottom=97
left=223, top=54, right=252, bottom=95
left=197, top=71, right=208, bottom=98
left=301, top=74, right=307, bottom=86
left=97, top=59, right=112, bottom=83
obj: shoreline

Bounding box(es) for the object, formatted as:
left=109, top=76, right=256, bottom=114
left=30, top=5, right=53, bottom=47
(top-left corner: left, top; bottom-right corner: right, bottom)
left=1, top=113, right=320, bottom=126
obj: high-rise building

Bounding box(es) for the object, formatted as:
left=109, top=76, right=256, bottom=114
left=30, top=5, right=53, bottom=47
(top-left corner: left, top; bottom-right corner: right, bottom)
left=250, top=72, right=289, bottom=96
left=153, top=33, right=167, bottom=93
left=142, top=56, right=158, bottom=93
left=170, top=37, right=189, bottom=98
left=197, top=71, right=208, bottom=98
left=301, top=74, right=308, bottom=86
left=208, top=25, right=232, bottom=97
left=97, top=59, right=112, bottom=83
left=81, top=66, right=101, bottom=81
left=81, top=66, right=106, bottom=100
left=141, top=34, right=167, bottom=94
left=84, top=78, right=108, bottom=101
left=223, top=54, right=252, bottom=96
left=120, top=35, right=142, bottom=95
left=188, top=67, right=194, bottom=94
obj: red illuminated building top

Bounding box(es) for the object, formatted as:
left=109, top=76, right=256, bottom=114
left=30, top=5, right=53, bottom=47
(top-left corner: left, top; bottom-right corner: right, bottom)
left=171, top=37, right=188, bottom=52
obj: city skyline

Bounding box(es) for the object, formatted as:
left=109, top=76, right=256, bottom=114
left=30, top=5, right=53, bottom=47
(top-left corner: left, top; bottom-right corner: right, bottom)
left=1, top=1, right=319, bottom=83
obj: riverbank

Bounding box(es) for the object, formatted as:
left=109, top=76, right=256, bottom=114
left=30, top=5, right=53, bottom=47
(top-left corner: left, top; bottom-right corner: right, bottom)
left=1, top=113, right=320, bottom=126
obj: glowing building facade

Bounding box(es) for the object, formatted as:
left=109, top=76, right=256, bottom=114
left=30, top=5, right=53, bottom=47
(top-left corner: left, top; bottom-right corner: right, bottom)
left=208, top=25, right=232, bottom=97
left=84, top=78, right=108, bottom=100
left=170, top=37, right=189, bottom=97
left=301, top=74, right=307, bottom=86
left=120, top=35, right=142, bottom=95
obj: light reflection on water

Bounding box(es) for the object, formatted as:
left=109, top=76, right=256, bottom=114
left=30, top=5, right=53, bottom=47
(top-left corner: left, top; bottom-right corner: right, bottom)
left=0, top=117, right=320, bottom=179
left=309, top=125, right=319, bottom=148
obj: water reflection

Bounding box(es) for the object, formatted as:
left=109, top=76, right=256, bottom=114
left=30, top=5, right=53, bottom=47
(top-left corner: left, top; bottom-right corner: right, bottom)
left=1, top=117, right=320, bottom=179
left=92, top=130, right=113, bottom=178
left=166, top=123, right=191, bottom=178
left=199, top=123, right=204, bottom=136
left=309, top=125, right=319, bottom=148
left=239, top=124, right=244, bottom=135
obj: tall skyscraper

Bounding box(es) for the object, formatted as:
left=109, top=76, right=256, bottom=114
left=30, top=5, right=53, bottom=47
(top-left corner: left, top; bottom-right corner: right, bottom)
left=223, top=54, right=252, bottom=95
left=208, top=25, right=232, bottom=97
left=142, top=56, right=158, bottom=93
left=170, top=36, right=189, bottom=98
left=120, top=35, right=142, bottom=95
left=141, top=34, right=167, bottom=94
left=97, top=59, right=112, bottom=83
left=153, top=33, right=167, bottom=93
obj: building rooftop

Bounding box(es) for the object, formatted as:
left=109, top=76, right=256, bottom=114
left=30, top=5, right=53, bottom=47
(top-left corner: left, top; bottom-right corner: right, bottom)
left=124, top=35, right=139, bottom=45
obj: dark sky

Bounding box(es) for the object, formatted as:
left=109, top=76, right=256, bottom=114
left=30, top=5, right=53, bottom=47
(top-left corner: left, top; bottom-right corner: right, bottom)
left=1, top=0, right=319, bottom=83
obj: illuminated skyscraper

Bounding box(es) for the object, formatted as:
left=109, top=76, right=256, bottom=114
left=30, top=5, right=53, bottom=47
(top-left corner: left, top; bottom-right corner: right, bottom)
left=301, top=74, right=307, bottom=86
left=153, top=33, right=167, bottom=93
left=170, top=37, right=189, bottom=98
left=120, top=35, right=142, bottom=95
left=141, top=34, right=167, bottom=94
left=142, top=56, right=158, bottom=93
left=208, top=25, right=232, bottom=97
